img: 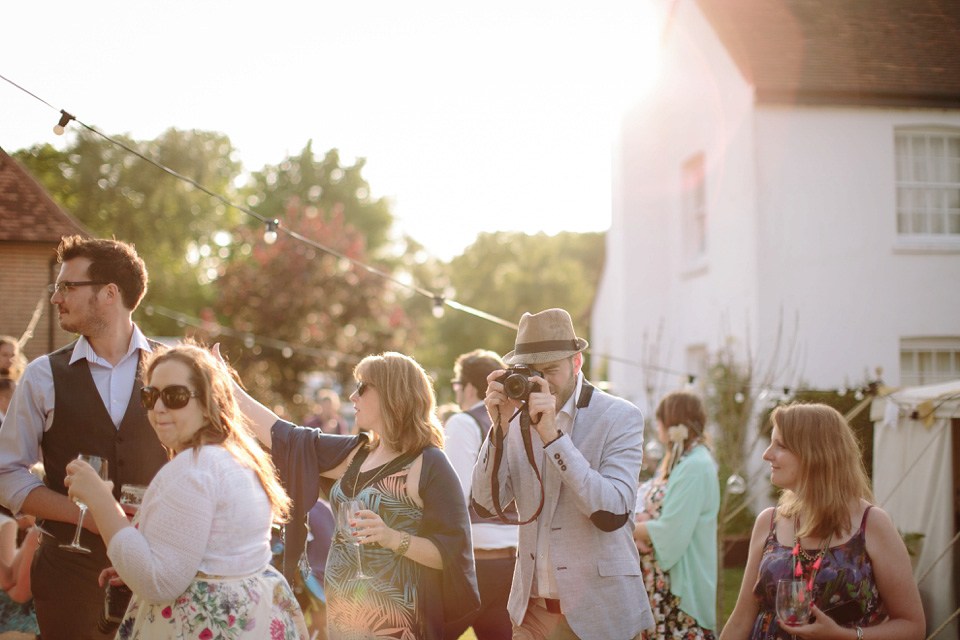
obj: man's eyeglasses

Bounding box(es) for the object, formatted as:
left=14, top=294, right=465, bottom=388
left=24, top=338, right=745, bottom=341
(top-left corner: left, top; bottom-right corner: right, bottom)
left=141, top=385, right=199, bottom=410
left=357, top=381, right=375, bottom=397
left=452, top=379, right=463, bottom=389
left=47, top=281, right=110, bottom=295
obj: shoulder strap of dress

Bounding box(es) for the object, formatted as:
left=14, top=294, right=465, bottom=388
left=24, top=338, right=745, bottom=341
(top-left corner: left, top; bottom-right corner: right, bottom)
left=859, top=505, right=872, bottom=532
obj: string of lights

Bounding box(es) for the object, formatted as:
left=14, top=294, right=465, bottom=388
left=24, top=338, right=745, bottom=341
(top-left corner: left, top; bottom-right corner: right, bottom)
left=141, top=304, right=359, bottom=364
left=0, top=71, right=904, bottom=401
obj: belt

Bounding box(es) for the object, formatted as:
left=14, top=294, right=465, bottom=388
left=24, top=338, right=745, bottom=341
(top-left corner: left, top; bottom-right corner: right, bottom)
left=474, top=547, right=516, bottom=561
left=531, top=597, right=563, bottom=615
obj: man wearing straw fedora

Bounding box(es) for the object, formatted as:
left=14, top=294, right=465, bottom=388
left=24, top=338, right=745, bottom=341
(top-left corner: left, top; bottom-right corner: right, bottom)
left=471, top=308, right=653, bottom=640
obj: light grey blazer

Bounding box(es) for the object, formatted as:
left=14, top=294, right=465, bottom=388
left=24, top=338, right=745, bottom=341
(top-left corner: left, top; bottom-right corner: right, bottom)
left=471, top=380, right=654, bottom=639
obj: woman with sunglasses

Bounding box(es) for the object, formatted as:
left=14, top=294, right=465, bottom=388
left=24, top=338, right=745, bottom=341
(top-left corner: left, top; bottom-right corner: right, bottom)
left=231, top=350, right=479, bottom=640
left=63, top=342, right=309, bottom=639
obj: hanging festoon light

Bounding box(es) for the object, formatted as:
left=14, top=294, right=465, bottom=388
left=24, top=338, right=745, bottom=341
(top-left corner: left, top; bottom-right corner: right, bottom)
left=263, top=219, right=279, bottom=245
left=432, top=295, right=445, bottom=318
left=53, top=109, right=74, bottom=135
left=726, top=473, right=747, bottom=495
left=644, top=439, right=665, bottom=462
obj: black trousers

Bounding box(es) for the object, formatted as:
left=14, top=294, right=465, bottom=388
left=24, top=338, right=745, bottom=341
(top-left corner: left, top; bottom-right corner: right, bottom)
left=444, top=555, right=516, bottom=640
left=31, top=537, right=114, bottom=640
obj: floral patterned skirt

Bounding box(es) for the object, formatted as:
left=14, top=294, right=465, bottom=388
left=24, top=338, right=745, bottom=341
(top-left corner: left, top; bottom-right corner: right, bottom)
left=117, top=565, right=308, bottom=640
left=639, top=550, right=715, bottom=640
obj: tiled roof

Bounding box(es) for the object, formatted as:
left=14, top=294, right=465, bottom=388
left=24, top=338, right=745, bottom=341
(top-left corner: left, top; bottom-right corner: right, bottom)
left=695, top=0, right=960, bottom=107
left=0, top=146, right=87, bottom=243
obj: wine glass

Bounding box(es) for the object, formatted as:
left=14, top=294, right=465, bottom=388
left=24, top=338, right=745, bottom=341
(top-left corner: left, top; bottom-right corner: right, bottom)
left=119, top=484, right=147, bottom=517
left=337, top=500, right=369, bottom=580
left=61, top=454, right=108, bottom=554
left=776, top=579, right=811, bottom=638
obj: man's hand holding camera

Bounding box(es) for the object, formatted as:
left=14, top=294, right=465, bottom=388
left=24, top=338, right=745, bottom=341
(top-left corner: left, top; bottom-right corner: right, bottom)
left=485, top=366, right=558, bottom=444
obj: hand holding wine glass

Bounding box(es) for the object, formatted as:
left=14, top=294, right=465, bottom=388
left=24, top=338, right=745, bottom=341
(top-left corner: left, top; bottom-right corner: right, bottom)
left=62, top=454, right=109, bottom=553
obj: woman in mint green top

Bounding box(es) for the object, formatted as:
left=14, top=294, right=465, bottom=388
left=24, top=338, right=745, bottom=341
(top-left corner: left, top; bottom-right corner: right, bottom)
left=634, top=390, right=720, bottom=638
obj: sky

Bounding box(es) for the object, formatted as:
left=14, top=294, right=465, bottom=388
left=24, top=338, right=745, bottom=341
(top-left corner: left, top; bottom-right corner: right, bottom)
left=2, top=1, right=662, bottom=260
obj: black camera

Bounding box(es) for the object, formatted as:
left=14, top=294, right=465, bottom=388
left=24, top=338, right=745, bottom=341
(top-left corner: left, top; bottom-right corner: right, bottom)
left=496, top=365, right=543, bottom=401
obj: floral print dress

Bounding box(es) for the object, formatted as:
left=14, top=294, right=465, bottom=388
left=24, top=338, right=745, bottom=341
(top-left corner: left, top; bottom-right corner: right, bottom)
left=118, top=566, right=306, bottom=640
left=638, top=443, right=716, bottom=640
left=326, top=447, right=424, bottom=640
left=749, top=507, right=887, bottom=639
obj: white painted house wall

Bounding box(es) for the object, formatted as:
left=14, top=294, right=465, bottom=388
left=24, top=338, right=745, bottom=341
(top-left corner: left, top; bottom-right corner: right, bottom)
left=593, top=1, right=960, bottom=411
left=593, top=0, right=759, bottom=410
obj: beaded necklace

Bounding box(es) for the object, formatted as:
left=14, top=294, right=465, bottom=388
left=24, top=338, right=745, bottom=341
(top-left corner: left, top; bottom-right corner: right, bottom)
left=791, top=516, right=832, bottom=595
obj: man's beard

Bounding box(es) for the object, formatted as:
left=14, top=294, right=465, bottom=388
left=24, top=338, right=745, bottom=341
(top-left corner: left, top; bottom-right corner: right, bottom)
left=554, top=374, right=577, bottom=412
left=60, top=299, right=108, bottom=336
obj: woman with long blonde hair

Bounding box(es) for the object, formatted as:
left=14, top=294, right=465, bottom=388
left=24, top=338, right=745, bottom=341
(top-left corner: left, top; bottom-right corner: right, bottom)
left=65, top=342, right=307, bottom=639
left=233, top=350, right=479, bottom=640
left=720, top=403, right=924, bottom=640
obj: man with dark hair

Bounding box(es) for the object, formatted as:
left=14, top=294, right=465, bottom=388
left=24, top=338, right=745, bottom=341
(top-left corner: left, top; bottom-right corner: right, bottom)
left=471, top=309, right=653, bottom=640
left=443, top=349, right=516, bottom=640
left=0, top=235, right=168, bottom=640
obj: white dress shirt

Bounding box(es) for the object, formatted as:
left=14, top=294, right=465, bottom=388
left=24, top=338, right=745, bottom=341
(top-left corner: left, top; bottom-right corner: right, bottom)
left=0, top=327, right=152, bottom=512
left=532, top=373, right=582, bottom=599
left=445, top=402, right=519, bottom=551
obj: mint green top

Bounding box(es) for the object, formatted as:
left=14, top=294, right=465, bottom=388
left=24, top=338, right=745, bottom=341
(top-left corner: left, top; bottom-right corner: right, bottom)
left=645, top=444, right=720, bottom=630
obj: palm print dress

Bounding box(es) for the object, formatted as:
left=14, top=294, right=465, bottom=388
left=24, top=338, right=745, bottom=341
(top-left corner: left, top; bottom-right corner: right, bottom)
left=638, top=443, right=716, bottom=640
left=749, top=507, right=886, bottom=639
left=327, top=446, right=424, bottom=640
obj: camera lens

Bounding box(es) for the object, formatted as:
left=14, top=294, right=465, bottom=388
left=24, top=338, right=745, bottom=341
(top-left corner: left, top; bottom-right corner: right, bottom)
left=503, top=373, right=530, bottom=399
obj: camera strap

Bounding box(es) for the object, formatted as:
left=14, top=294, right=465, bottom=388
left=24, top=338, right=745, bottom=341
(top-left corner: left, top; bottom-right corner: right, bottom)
left=490, top=404, right=545, bottom=525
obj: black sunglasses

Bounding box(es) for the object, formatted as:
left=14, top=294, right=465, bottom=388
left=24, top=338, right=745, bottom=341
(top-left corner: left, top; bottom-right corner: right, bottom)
left=357, top=381, right=375, bottom=397
left=141, top=385, right=199, bottom=410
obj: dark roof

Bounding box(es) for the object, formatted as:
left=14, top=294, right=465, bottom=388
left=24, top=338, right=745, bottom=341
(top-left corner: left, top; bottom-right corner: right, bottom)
left=694, top=0, right=960, bottom=108
left=0, top=146, right=87, bottom=243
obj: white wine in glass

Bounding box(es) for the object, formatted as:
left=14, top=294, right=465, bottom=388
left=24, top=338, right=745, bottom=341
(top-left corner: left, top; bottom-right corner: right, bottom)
left=61, top=454, right=108, bottom=554
left=337, top=500, right=369, bottom=580
left=119, top=484, right=147, bottom=517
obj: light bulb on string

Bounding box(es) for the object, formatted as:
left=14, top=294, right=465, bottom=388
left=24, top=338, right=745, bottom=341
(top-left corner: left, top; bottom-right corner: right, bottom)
left=263, top=219, right=279, bottom=245
left=837, top=386, right=848, bottom=397
left=244, top=335, right=255, bottom=349
left=854, top=389, right=864, bottom=401
left=734, top=391, right=745, bottom=404
left=281, top=346, right=294, bottom=359
left=432, top=295, right=445, bottom=318
left=726, top=473, right=746, bottom=495
left=53, top=110, right=74, bottom=135
left=644, top=439, right=664, bottom=462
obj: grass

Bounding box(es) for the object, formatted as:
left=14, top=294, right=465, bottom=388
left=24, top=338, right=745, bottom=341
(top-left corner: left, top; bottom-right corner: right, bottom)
left=455, top=566, right=747, bottom=639
left=721, top=565, right=746, bottom=627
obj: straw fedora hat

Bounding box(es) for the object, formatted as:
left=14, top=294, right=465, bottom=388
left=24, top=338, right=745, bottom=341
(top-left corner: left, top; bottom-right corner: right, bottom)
left=502, top=308, right=589, bottom=365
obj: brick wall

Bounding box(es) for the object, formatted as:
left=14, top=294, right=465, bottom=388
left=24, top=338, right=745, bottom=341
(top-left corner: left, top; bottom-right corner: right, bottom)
left=0, top=242, right=76, bottom=362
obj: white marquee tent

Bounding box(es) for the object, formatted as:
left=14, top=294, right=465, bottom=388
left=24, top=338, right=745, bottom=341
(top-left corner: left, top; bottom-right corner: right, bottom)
left=871, top=380, right=959, bottom=639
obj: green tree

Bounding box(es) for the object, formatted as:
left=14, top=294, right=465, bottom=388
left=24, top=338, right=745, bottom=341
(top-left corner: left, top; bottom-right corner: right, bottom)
left=13, top=128, right=244, bottom=335
left=216, top=159, right=416, bottom=419
left=419, top=230, right=606, bottom=398
left=242, top=144, right=394, bottom=254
